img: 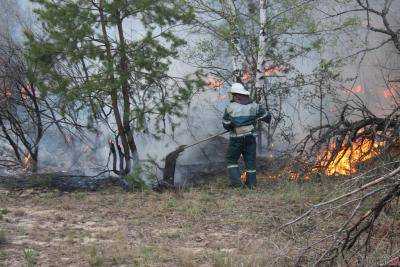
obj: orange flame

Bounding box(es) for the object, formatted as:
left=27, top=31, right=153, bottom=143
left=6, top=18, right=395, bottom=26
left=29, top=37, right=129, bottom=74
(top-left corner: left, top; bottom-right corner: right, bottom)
left=242, top=71, right=251, bottom=83
left=383, top=89, right=393, bottom=98
left=22, top=152, right=32, bottom=171
left=20, top=84, right=38, bottom=100
left=382, top=85, right=399, bottom=99
left=240, top=171, right=248, bottom=183
left=205, top=70, right=257, bottom=88
left=317, top=138, right=384, bottom=176
left=83, top=144, right=91, bottom=153
left=21, top=87, right=29, bottom=100
left=207, top=76, right=224, bottom=89
left=289, top=171, right=300, bottom=180
left=329, top=107, right=337, bottom=113
left=352, top=85, right=364, bottom=94
left=4, top=87, right=12, bottom=98
left=265, top=66, right=286, bottom=76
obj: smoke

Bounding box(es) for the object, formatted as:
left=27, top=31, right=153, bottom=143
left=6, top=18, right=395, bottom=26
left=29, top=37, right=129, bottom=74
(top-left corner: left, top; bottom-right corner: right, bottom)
left=1, top=0, right=399, bottom=185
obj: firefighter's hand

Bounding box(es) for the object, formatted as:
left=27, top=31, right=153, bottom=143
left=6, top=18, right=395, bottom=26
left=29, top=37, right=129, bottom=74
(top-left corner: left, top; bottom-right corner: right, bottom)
left=261, top=112, right=272, bottom=123
left=223, top=122, right=233, bottom=131
left=222, top=120, right=233, bottom=130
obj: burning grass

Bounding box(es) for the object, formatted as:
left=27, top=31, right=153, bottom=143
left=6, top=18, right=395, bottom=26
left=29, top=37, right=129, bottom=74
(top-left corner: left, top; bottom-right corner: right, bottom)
left=316, top=138, right=385, bottom=176
left=279, top=137, right=387, bottom=181
left=1, top=174, right=400, bottom=266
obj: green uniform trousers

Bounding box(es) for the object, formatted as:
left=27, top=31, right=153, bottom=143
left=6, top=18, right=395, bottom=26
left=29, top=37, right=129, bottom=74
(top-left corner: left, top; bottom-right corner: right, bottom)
left=226, top=134, right=257, bottom=188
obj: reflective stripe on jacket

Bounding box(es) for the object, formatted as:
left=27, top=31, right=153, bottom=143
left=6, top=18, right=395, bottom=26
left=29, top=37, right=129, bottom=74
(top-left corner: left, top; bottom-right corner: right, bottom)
left=222, top=101, right=266, bottom=137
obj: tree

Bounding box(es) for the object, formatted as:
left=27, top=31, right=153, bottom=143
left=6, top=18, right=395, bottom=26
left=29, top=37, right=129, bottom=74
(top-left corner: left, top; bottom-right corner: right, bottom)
left=28, top=0, right=201, bottom=177
left=0, top=31, right=84, bottom=173
left=0, top=1, right=75, bottom=173
left=0, top=35, right=42, bottom=172
left=186, top=0, right=330, bottom=152
left=283, top=0, right=400, bottom=264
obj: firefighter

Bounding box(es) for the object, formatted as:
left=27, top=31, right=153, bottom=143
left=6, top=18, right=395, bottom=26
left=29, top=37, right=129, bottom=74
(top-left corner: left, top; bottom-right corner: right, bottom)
left=222, top=83, right=271, bottom=188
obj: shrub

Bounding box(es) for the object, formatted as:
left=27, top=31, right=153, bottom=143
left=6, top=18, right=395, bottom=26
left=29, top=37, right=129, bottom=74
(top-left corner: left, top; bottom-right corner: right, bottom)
left=0, top=208, right=9, bottom=221
left=87, top=245, right=104, bottom=267
left=23, top=248, right=39, bottom=267
left=124, top=167, right=148, bottom=191
left=0, top=229, right=7, bottom=245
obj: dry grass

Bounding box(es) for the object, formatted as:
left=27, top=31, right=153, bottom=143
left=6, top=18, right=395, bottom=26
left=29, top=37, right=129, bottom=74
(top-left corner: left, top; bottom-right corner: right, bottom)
left=0, top=175, right=399, bottom=266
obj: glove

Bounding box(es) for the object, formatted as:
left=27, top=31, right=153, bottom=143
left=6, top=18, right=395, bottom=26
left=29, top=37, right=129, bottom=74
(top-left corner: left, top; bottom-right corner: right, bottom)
left=261, top=112, right=272, bottom=123
left=223, top=121, right=234, bottom=131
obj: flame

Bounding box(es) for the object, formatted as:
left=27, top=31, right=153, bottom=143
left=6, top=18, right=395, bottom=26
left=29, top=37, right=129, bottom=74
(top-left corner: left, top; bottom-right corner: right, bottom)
left=207, top=76, right=224, bottom=89
left=21, top=87, right=29, bottom=100
left=317, top=138, right=384, bottom=176
left=242, top=71, right=251, bottom=83
left=352, top=85, right=364, bottom=94
left=382, top=84, right=399, bottom=99
left=22, top=152, right=32, bottom=171
left=4, top=87, right=12, bottom=98
left=289, top=171, right=300, bottom=180
left=265, top=66, right=286, bottom=76
left=240, top=171, right=248, bottom=183
left=383, top=89, right=393, bottom=98
left=83, top=144, right=91, bottom=153
left=20, top=84, right=38, bottom=100
left=205, top=69, right=258, bottom=88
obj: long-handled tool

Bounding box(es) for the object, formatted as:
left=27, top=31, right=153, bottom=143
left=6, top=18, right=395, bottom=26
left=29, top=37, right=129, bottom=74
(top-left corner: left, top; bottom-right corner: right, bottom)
left=158, top=116, right=270, bottom=191
left=162, top=130, right=229, bottom=183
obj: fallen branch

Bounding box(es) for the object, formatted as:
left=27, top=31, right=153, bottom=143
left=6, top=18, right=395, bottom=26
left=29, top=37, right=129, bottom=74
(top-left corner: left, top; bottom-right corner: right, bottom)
left=281, top=166, right=400, bottom=229
left=0, top=172, right=130, bottom=192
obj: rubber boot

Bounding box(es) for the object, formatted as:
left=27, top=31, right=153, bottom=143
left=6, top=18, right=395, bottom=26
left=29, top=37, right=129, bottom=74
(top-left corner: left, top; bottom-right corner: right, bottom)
left=228, top=167, right=242, bottom=188
left=246, top=171, right=256, bottom=189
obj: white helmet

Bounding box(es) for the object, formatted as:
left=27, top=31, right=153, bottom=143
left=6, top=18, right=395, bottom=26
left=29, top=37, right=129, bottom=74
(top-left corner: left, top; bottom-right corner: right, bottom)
left=229, top=83, right=249, bottom=97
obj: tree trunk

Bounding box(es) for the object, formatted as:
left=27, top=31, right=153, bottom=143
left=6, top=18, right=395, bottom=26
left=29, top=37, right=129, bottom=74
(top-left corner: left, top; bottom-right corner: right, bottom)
left=116, top=13, right=139, bottom=171
left=221, top=0, right=245, bottom=82
left=98, top=0, right=132, bottom=176
left=255, top=0, right=268, bottom=153
left=0, top=116, right=21, bottom=161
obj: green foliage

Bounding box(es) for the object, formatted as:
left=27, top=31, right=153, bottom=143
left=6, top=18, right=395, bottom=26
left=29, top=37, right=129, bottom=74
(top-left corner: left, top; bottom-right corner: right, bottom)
left=23, top=248, right=39, bottom=267
left=311, top=38, right=324, bottom=51
left=0, top=208, right=8, bottom=221
left=317, top=59, right=341, bottom=79
left=27, top=0, right=200, bottom=135
left=124, top=167, right=148, bottom=191
left=87, top=245, right=104, bottom=267
left=133, top=245, right=163, bottom=265
left=0, top=250, right=6, bottom=262
left=212, top=250, right=234, bottom=267
left=72, top=192, right=87, bottom=201
left=187, top=0, right=331, bottom=126
left=343, top=16, right=361, bottom=28
left=165, top=196, right=178, bottom=209
left=0, top=229, right=7, bottom=245
left=199, top=191, right=216, bottom=203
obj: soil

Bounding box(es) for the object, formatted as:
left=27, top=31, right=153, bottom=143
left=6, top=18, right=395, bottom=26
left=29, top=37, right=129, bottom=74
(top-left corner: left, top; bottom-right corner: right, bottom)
left=0, top=176, right=399, bottom=266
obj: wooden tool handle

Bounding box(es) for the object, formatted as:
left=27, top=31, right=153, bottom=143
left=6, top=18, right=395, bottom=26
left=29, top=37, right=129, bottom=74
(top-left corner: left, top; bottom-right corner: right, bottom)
left=182, top=117, right=267, bottom=150
left=184, top=130, right=229, bottom=149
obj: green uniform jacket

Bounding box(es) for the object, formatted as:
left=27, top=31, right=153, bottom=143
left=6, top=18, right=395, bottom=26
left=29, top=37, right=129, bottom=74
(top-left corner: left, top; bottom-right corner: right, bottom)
left=222, top=101, right=267, bottom=137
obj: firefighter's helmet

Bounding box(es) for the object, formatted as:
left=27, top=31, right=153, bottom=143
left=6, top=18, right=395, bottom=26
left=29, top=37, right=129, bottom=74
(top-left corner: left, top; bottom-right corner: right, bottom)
left=229, top=83, right=249, bottom=101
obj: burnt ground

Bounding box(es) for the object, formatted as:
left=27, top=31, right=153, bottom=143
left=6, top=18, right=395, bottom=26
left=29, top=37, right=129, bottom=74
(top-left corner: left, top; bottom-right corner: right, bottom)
left=0, top=175, right=399, bottom=266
